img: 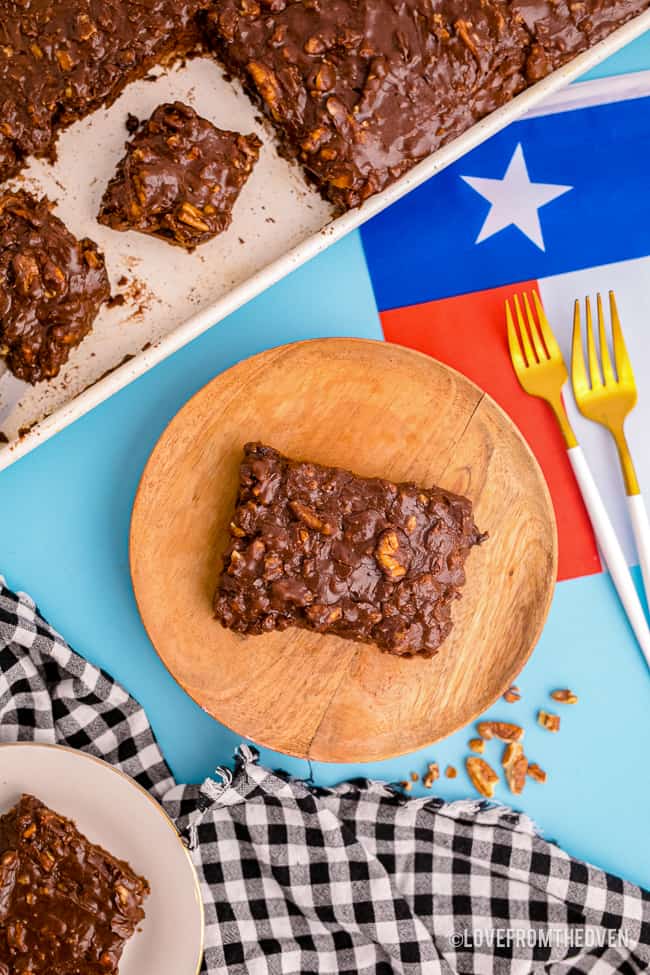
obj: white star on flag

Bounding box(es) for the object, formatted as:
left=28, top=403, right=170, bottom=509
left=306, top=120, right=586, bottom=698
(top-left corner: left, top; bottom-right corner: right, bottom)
left=461, top=143, right=572, bottom=251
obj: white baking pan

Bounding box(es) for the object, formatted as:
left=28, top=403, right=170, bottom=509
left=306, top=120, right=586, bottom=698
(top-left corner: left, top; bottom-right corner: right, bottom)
left=2, top=12, right=650, bottom=470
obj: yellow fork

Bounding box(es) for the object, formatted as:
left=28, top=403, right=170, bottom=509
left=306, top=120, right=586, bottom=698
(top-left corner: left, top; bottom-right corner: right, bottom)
left=571, top=292, right=638, bottom=495
left=506, top=291, right=577, bottom=447
left=506, top=289, right=650, bottom=669
left=572, top=291, right=650, bottom=611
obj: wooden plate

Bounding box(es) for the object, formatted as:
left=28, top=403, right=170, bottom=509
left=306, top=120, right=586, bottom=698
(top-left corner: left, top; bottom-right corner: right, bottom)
left=130, top=338, right=556, bottom=762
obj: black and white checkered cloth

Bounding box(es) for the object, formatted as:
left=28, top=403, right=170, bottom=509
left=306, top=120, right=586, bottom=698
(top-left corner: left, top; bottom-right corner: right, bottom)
left=1, top=576, right=649, bottom=974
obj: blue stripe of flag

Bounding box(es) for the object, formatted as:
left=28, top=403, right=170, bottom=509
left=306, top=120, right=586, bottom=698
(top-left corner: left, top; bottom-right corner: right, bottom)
left=360, top=95, right=650, bottom=310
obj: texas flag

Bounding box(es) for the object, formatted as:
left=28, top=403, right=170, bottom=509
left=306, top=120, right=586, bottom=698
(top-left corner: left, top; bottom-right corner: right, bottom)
left=360, top=72, right=650, bottom=583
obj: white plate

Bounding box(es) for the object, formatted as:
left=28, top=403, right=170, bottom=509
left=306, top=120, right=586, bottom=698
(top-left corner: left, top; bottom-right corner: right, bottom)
left=0, top=743, right=204, bottom=974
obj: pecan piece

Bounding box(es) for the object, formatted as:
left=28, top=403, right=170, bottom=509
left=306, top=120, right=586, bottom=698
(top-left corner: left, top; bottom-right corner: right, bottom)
left=468, top=738, right=485, bottom=754
left=313, top=62, right=336, bottom=92
left=466, top=757, right=499, bottom=798
left=445, top=765, right=457, bottom=779
left=454, top=19, right=480, bottom=59
left=55, top=49, right=75, bottom=72
left=502, top=742, right=528, bottom=795
left=38, top=850, right=55, bottom=872
left=375, top=528, right=410, bottom=580
left=477, top=721, right=523, bottom=743
left=304, top=35, right=327, bottom=54
left=177, top=201, right=211, bottom=232
left=301, top=126, right=328, bottom=153
left=503, top=685, right=521, bottom=703
left=527, top=762, right=547, bottom=783
left=550, top=689, right=578, bottom=704
left=423, top=762, right=439, bottom=789
left=538, top=710, right=560, bottom=732
left=247, top=61, right=281, bottom=114
left=289, top=500, right=333, bottom=534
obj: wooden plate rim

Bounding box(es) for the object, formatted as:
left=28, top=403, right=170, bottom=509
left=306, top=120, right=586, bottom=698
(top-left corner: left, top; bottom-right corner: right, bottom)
left=129, top=336, right=558, bottom=760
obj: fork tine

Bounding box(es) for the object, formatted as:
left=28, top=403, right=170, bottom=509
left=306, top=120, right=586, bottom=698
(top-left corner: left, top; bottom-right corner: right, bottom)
left=513, top=294, right=535, bottom=366
left=506, top=298, right=527, bottom=373
left=585, top=296, right=602, bottom=389
left=531, top=290, right=561, bottom=360
left=571, top=299, right=590, bottom=398
left=596, top=292, right=616, bottom=386
left=523, top=292, right=547, bottom=361
left=610, top=290, right=636, bottom=387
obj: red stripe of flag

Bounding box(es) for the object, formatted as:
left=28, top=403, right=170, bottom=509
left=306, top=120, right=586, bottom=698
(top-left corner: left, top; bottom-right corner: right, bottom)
left=380, top=282, right=600, bottom=581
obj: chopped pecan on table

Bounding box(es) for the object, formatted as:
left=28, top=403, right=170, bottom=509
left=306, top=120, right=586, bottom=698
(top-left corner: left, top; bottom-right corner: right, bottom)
left=527, top=762, right=548, bottom=783
left=466, top=757, right=499, bottom=798
left=502, top=742, right=528, bottom=795
left=503, top=685, right=521, bottom=703
left=98, top=102, right=261, bottom=251
left=0, top=191, right=109, bottom=383
left=214, top=442, right=486, bottom=657
left=445, top=765, right=457, bottom=779
left=537, top=710, right=561, bottom=732
left=550, top=688, right=578, bottom=704
left=477, top=721, right=524, bottom=743
left=468, top=737, right=485, bottom=754
left=423, top=763, right=440, bottom=789
left=0, top=794, right=149, bottom=975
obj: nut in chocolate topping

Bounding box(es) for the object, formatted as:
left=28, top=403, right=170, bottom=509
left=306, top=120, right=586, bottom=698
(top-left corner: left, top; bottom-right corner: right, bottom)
left=375, top=528, right=411, bottom=580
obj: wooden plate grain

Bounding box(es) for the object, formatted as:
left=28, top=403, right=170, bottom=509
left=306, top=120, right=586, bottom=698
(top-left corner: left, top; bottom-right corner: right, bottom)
left=130, top=338, right=557, bottom=762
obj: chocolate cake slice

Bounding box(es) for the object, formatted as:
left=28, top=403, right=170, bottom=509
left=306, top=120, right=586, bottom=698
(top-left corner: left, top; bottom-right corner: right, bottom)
left=0, top=794, right=149, bottom=975
left=0, top=190, right=110, bottom=383
left=98, top=102, right=261, bottom=250
left=214, top=442, right=486, bottom=658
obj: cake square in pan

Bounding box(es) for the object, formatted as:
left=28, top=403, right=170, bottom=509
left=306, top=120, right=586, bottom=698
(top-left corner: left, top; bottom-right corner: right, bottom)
left=98, top=102, right=262, bottom=251
left=0, top=190, right=110, bottom=384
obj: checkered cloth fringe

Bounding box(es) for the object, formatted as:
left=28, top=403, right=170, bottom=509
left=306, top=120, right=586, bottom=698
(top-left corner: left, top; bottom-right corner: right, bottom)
left=1, top=577, right=649, bottom=974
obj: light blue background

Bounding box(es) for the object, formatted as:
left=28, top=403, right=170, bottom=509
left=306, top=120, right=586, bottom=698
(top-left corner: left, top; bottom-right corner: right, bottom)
left=2, top=40, right=650, bottom=890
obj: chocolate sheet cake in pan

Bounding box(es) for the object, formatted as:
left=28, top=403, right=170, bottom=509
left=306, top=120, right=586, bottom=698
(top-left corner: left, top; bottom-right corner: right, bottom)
left=1, top=0, right=649, bottom=462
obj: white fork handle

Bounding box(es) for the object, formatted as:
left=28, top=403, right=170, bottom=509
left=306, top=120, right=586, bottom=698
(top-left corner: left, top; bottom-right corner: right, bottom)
left=568, top=446, right=650, bottom=669
left=627, top=494, right=650, bottom=617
